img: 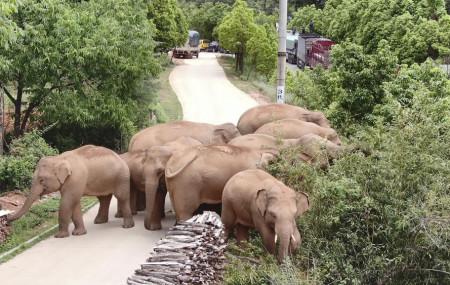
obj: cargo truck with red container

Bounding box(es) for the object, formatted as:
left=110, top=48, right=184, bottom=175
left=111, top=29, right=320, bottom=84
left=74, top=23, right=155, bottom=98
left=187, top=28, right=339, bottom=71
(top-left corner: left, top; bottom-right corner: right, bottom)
left=296, top=33, right=335, bottom=70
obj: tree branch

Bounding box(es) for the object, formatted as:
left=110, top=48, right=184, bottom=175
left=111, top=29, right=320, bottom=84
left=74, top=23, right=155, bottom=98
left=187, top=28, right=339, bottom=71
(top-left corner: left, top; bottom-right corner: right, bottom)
left=0, top=83, right=16, bottom=105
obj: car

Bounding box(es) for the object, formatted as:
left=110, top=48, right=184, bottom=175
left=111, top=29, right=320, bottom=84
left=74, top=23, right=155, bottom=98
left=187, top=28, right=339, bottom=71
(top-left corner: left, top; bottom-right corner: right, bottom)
left=199, top=39, right=210, bottom=51
left=205, top=41, right=220, bottom=52
left=219, top=46, right=233, bottom=54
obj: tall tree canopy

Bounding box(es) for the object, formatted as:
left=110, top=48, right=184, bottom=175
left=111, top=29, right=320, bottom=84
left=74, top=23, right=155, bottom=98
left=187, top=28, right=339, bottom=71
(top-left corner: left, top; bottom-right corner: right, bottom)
left=183, top=2, right=232, bottom=40
left=218, top=0, right=258, bottom=74
left=0, top=0, right=160, bottom=139
left=147, top=0, right=188, bottom=50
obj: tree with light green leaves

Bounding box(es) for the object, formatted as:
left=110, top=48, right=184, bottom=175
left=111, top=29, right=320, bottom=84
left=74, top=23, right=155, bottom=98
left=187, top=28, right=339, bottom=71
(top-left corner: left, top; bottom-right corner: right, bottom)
left=184, top=2, right=231, bottom=41
left=246, top=24, right=277, bottom=80
left=218, top=0, right=258, bottom=74
left=0, top=0, right=20, bottom=49
left=147, top=0, right=188, bottom=51
left=0, top=0, right=160, bottom=139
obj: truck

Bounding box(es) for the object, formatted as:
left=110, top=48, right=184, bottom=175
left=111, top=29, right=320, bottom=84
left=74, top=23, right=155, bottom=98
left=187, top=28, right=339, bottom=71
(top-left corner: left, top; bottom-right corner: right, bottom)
left=172, top=30, right=200, bottom=59
left=286, top=30, right=298, bottom=64
left=296, top=33, right=335, bottom=70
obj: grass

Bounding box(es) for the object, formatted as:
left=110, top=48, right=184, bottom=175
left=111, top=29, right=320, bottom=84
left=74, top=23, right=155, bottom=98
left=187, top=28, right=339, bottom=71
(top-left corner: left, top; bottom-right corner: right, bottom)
left=216, top=55, right=276, bottom=103
left=156, top=61, right=183, bottom=121
left=0, top=196, right=98, bottom=263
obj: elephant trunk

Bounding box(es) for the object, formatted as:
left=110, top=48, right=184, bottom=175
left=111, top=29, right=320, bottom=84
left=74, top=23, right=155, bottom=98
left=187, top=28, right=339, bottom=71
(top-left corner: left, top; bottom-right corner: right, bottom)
left=275, top=225, right=295, bottom=263
left=8, top=184, right=41, bottom=222
left=144, top=178, right=160, bottom=230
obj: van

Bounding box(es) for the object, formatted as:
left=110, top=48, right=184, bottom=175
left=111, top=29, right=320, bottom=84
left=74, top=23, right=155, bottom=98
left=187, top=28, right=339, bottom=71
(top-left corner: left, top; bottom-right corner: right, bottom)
left=199, top=39, right=210, bottom=51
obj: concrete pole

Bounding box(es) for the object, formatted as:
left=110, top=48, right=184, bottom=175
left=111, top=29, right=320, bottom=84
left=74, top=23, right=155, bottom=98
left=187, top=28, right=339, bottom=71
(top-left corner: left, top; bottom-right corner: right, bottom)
left=276, top=0, right=287, bottom=103
left=0, top=84, right=4, bottom=157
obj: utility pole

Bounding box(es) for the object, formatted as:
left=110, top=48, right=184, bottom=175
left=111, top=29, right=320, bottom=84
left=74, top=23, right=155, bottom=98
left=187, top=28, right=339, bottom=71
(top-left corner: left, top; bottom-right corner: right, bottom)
left=276, top=0, right=287, bottom=103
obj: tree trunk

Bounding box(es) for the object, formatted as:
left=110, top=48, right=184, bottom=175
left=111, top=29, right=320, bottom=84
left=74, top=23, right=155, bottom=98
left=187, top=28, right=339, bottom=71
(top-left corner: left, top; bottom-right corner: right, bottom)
left=13, top=73, right=24, bottom=138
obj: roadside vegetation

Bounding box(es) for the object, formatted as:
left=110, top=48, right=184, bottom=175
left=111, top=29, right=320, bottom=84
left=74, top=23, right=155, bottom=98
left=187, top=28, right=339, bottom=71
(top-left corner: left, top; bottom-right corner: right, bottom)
left=1, top=0, right=450, bottom=284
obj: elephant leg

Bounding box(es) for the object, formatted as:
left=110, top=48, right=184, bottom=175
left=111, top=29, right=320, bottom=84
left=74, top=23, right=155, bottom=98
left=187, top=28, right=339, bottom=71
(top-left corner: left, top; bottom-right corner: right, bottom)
left=236, top=224, right=250, bottom=246
left=136, top=190, right=146, bottom=212
left=172, top=190, right=199, bottom=222
left=95, top=194, right=112, bottom=224
left=71, top=201, right=87, bottom=236
left=221, top=202, right=236, bottom=241
left=55, top=195, right=79, bottom=238
left=114, top=181, right=135, bottom=228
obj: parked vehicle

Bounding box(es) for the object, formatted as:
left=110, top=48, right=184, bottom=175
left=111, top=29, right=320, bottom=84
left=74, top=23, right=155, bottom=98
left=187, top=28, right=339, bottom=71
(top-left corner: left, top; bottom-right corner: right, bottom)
left=172, top=30, right=200, bottom=59
left=199, top=39, right=211, bottom=51
left=296, top=33, right=335, bottom=70
left=205, top=41, right=220, bottom=52
left=286, top=30, right=298, bottom=64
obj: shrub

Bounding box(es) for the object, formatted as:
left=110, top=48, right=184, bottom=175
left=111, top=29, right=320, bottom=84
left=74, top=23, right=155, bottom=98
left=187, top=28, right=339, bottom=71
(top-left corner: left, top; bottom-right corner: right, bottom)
left=0, top=130, right=58, bottom=193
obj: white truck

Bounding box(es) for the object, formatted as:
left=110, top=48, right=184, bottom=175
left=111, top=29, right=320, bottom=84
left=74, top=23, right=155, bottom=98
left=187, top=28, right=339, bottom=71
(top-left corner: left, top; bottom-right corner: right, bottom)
left=172, top=30, right=200, bottom=59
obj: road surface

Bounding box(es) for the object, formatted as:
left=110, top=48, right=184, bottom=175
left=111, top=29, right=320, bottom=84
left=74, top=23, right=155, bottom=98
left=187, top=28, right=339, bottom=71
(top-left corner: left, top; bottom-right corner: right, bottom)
left=0, top=52, right=259, bottom=285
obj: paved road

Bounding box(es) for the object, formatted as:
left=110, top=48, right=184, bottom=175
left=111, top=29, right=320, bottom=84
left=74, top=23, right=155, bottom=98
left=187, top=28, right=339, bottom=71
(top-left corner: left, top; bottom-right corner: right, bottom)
left=0, top=52, right=259, bottom=285
left=170, top=52, right=258, bottom=124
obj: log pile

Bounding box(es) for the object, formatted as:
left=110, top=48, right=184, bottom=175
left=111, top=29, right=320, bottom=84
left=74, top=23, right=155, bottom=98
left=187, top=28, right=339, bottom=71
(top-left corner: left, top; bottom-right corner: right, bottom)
left=127, top=211, right=227, bottom=285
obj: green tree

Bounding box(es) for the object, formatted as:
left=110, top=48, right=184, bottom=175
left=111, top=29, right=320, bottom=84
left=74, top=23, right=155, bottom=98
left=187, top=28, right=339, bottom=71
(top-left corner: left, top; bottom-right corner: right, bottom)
left=186, top=2, right=231, bottom=40
left=147, top=0, right=188, bottom=51
left=245, top=24, right=277, bottom=80
left=218, top=0, right=258, bottom=74
left=0, top=0, right=160, bottom=139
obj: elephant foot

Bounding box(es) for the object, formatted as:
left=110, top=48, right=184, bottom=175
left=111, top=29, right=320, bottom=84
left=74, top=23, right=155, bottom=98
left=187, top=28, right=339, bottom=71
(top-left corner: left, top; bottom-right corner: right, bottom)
left=72, top=228, right=87, bottom=236
left=114, top=212, right=123, bottom=218
left=145, top=222, right=162, bottom=231
left=122, top=219, right=135, bottom=228
left=94, top=216, right=109, bottom=224
left=136, top=205, right=146, bottom=211
left=54, top=230, right=70, bottom=238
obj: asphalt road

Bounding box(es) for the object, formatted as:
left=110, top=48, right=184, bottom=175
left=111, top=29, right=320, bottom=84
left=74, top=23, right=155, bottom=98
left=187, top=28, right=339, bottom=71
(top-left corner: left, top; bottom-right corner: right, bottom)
left=0, top=52, right=259, bottom=285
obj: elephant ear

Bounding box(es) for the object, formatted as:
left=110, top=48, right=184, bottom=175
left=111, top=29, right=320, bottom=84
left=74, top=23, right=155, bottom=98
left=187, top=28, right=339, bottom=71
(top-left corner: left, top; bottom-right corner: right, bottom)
left=296, top=191, right=310, bottom=217
left=255, top=189, right=268, bottom=217
left=258, top=150, right=279, bottom=168
left=56, top=160, right=72, bottom=184
left=211, top=128, right=227, bottom=144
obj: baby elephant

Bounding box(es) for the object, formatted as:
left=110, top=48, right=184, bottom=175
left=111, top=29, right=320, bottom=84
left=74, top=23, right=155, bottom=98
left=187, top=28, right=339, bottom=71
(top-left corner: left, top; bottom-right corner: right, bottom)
left=222, top=169, right=310, bottom=262
left=8, top=145, right=134, bottom=238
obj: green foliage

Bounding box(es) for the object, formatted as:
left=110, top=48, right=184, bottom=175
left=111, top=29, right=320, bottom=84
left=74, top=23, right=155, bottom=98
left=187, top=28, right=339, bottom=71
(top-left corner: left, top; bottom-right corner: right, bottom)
left=181, top=1, right=231, bottom=40
left=0, top=0, right=20, bottom=49
left=290, top=0, right=450, bottom=64
left=0, top=130, right=58, bottom=192
left=218, top=0, right=258, bottom=74
left=0, top=0, right=161, bottom=139
left=245, top=24, right=277, bottom=80
left=147, top=0, right=188, bottom=50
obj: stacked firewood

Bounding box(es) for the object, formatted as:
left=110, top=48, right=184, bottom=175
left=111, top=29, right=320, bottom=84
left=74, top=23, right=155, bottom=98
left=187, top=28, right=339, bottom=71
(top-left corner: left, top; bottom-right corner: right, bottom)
left=127, top=211, right=227, bottom=285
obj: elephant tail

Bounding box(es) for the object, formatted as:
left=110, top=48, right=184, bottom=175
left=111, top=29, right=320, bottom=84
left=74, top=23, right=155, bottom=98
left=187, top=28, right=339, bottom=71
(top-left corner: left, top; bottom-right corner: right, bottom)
left=165, top=154, right=199, bottom=178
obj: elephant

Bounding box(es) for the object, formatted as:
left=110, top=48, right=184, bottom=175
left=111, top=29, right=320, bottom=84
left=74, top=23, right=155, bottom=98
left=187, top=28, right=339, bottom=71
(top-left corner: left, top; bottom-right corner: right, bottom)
left=128, top=120, right=241, bottom=152
left=254, top=119, right=342, bottom=145
left=165, top=144, right=279, bottom=222
left=221, top=169, right=310, bottom=262
left=7, top=145, right=134, bottom=238
left=119, top=136, right=202, bottom=230
left=229, top=133, right=347, bottom=168
left=237, top=103, right=331, bottom=135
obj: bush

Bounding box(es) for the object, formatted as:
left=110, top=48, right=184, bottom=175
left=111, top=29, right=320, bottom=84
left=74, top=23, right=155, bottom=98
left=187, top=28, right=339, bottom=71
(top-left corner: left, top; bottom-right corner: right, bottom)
left=0, top=130, right=58, bottom=193
left=264, top=87, right=450, bottom=284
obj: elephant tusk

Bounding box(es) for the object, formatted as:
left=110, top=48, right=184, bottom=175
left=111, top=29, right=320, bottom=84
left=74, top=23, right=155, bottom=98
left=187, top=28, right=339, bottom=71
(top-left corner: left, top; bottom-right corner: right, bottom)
left=275, top=234, right=278, bottom=243
left=291, top=234, right=296, bottom=242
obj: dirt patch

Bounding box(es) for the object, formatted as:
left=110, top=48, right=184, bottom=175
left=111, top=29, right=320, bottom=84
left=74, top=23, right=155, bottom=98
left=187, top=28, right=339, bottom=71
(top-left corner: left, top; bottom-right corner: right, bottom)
left=0, top=191, right=57, bottom=243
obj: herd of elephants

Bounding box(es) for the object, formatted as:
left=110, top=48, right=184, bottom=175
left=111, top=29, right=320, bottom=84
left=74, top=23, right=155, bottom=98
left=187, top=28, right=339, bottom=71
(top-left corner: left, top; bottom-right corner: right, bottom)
left=7, top=103, right=356, bottom=262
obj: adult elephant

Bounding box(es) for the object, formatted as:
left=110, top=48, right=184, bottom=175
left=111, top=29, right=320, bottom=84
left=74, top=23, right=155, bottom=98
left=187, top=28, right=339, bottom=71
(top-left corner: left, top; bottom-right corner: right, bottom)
left=128, top=120, right=241, bottom=152
left=8, top=145, right=134, bottom=238
left=229, top=133, right=347, bottom=167
left=237, top=103, right=331, bottom=135
left=165, top=144, right=278, bottom=222
left=119, top=136, right=202, bottom=230
left=222, top=169, right=310, bottom=262
left=254, top=119, right=342, bottom=145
